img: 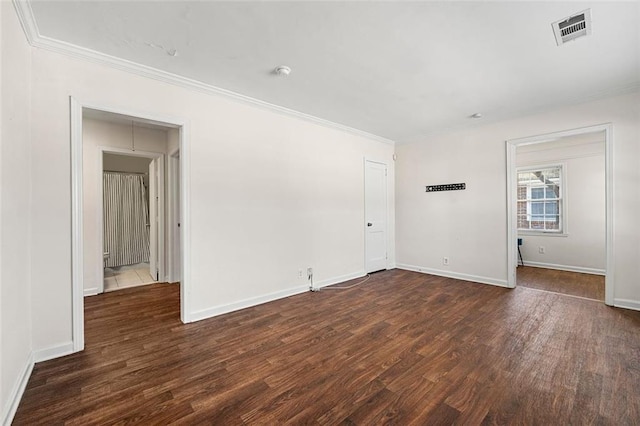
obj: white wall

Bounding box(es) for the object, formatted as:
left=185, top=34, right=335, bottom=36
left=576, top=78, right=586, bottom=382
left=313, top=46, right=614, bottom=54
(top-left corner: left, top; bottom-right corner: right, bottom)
left=396, top=91, right=640, bottom=309
left=1, top=2, right=33, bottom=423
left=516, top=133, right=606, bottom=273
left=103, top=153, right=153, bottom=174
left=27, top=31, right=394, bottom=352
left=168, top=128, right=179, bottom=153
left=82, top=118, right=167, bottom=294
left=103, top=154, right=152, bottom=193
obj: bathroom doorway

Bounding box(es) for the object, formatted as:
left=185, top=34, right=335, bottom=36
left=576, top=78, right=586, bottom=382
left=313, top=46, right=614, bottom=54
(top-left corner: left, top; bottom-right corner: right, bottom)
left=102, top=152, right=159, bottom=292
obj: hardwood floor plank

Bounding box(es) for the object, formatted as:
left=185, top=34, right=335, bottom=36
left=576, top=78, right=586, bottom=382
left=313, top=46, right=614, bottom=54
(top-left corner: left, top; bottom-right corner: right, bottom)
left=341, top=387, right=398, bottom=424
left=517, top=266, right=605, bottom=300
left=13, top=271, right=640, bottom=424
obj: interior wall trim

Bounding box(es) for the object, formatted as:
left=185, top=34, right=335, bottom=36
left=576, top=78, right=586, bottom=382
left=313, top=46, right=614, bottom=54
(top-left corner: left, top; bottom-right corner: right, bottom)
left=190, top=268, right=376, bottom=322
left=517, top=151, right=605, bottom=164
left=33, top=342, right=74, bottom=363
left=613, top=298, right=640, bottom=312
left=519, top=261, right=605, bottom=276
left=11, top=1, right=395, bottom=147
left=312, top=270, right=367, bottom=290
left=396, top=263, right=509, bottom=288
left=84, top=287, right=98, bottom=296
left=189, top=285, right=309, bottom=323
left=2, top=352, right=34, bottom=426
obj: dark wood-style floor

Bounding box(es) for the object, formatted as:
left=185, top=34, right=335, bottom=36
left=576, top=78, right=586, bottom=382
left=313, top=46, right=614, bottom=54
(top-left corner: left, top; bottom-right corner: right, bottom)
left=517, top=266, right=605, bottom=301
left=14, top=270, right=640, bottom=424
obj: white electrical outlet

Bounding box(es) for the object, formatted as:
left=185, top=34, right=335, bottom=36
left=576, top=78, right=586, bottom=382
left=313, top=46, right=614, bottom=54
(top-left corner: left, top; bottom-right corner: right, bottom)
left=539, top=246, right=545, bottom=254
left=443, top=257, right=449, bottom=266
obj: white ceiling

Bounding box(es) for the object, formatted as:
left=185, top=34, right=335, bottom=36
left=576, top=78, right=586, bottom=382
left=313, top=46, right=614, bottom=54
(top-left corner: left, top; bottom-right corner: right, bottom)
left=29, top=1, right=640, bottom=143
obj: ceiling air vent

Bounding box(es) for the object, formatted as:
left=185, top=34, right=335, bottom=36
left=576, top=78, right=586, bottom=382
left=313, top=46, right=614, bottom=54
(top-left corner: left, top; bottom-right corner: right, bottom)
left=552, top=9, right=592, bottom=46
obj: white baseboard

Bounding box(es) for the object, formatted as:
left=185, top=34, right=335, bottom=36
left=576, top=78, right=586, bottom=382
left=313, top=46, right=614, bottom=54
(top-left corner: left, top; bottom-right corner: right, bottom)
left=614, top=298, right=640, bottom=312
left=521, top=261, right=605, bottom=276
left=189, top=269, right=377, bottom=322
left=189, top=284, right=309, bottom=323
left=312, top=270, right=367, bottom=290
left=2, top=352, right=34, bottom=426
left=396, top=263, right=509, bottom=288
left=84, top=287, right=99, bottom=296
left=34, top=342, right=74, bottom=363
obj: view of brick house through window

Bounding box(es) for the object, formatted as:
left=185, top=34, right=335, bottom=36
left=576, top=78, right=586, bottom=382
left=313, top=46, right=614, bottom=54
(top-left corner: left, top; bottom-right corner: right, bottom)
left=517, top=165, right=563, bottom=232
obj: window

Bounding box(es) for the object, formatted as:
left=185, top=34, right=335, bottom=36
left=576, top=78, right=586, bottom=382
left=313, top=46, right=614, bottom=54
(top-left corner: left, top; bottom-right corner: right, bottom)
left=517, top=165, right=563, bottom=232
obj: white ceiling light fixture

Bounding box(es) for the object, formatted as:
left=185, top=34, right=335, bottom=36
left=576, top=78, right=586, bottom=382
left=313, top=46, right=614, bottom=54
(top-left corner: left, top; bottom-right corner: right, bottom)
left=470, top=113, right=483, bottom=119
left=552, top=9, right=592, bottom=46
left=274, top=65, right=291, bottom=76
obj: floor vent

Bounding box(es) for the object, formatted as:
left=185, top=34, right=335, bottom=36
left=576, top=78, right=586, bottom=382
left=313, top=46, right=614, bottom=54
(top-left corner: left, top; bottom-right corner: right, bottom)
left=552, top=9, right=592, bottom=46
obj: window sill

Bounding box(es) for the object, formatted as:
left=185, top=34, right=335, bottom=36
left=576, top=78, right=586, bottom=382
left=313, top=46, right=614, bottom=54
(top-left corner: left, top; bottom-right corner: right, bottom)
left=518, top=231, right=568, bottom=238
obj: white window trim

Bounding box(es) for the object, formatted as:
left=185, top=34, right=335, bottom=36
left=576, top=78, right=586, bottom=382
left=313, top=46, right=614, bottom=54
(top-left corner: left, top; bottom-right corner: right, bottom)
left=516, top=162, right=568, bottom=236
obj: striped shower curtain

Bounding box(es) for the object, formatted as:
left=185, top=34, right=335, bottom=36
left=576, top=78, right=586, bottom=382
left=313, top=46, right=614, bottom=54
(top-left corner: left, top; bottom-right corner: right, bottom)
left=103, top=172, right=150, bottom=267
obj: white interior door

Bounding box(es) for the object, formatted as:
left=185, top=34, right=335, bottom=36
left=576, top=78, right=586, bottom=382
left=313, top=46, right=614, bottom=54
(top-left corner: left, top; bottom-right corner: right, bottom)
left=365, top=160, right=388, bottom=273
left=149, top=158, right=159, bottom=281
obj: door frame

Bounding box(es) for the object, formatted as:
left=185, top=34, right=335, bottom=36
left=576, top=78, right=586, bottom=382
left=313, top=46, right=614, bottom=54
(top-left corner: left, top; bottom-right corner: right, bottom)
left=167, top=148, right=181, bottom=283
left=71, top=97, right=192, bottom=353
left=98, top=147, right=165, bottom=294
left=505, top=123, right=613, bottom=305
left=364, top=158, right=389, bottom=273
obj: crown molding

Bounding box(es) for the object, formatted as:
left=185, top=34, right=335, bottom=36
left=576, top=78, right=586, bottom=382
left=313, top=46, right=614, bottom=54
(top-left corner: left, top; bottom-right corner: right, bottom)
left=12, top=0, right=37, bottom=45
left=11, top=0, right=395, bottom=146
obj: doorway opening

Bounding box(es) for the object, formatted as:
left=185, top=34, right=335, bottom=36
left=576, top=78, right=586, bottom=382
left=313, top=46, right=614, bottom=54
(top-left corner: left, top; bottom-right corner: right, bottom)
left=506, top=124, right=613, bottom=305
left=101, top=151, right=160, bottom=293
left=71, top=98, right=191, bottom=353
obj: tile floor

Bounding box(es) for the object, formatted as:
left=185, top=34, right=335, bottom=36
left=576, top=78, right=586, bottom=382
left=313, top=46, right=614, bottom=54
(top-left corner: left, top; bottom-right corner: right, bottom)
left=104, top=262, right=157, bottom=292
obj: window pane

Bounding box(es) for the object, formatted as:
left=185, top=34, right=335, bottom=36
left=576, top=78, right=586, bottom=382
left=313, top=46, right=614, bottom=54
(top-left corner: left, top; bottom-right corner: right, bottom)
left=545, top=218, right=560, bottom=230
left=517, top=201, right=527, bottom=215
left=545, top=202, right=558, bottom=215
left=531, top=188, right=544, bottom=199
left=543, top=168, right=559, bottom=179
left=517, top=186, right=527, bottom=200
left=531, top=202, right=543, bottom=214
left=531, top=220, right=545, bottom=229
left=517, top=215, right=529, bottom=229
left=518, top=172, right=534, bottom=183
left=545, top=187, right=558, bottom=198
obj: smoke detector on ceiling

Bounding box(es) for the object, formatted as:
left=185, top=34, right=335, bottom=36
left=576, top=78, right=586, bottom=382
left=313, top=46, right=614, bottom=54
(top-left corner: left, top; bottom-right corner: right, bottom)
left=552, top=9, right=592, bottom=46
left=274, top=65, right=291, bottom=77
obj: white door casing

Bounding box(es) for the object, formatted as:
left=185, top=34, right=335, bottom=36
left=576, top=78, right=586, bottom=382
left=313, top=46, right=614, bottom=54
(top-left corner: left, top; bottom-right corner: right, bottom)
left=168, top=149, right=182, bottom=283
left=365, top=160, right=388, bottom=273
left=175, top=154, right=181, bottom=282
left=149, top=158, right=159, bottom=281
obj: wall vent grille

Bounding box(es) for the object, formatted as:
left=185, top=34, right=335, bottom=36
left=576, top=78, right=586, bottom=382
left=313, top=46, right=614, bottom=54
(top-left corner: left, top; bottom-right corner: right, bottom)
left=552, top=9, right=592, bottom=46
